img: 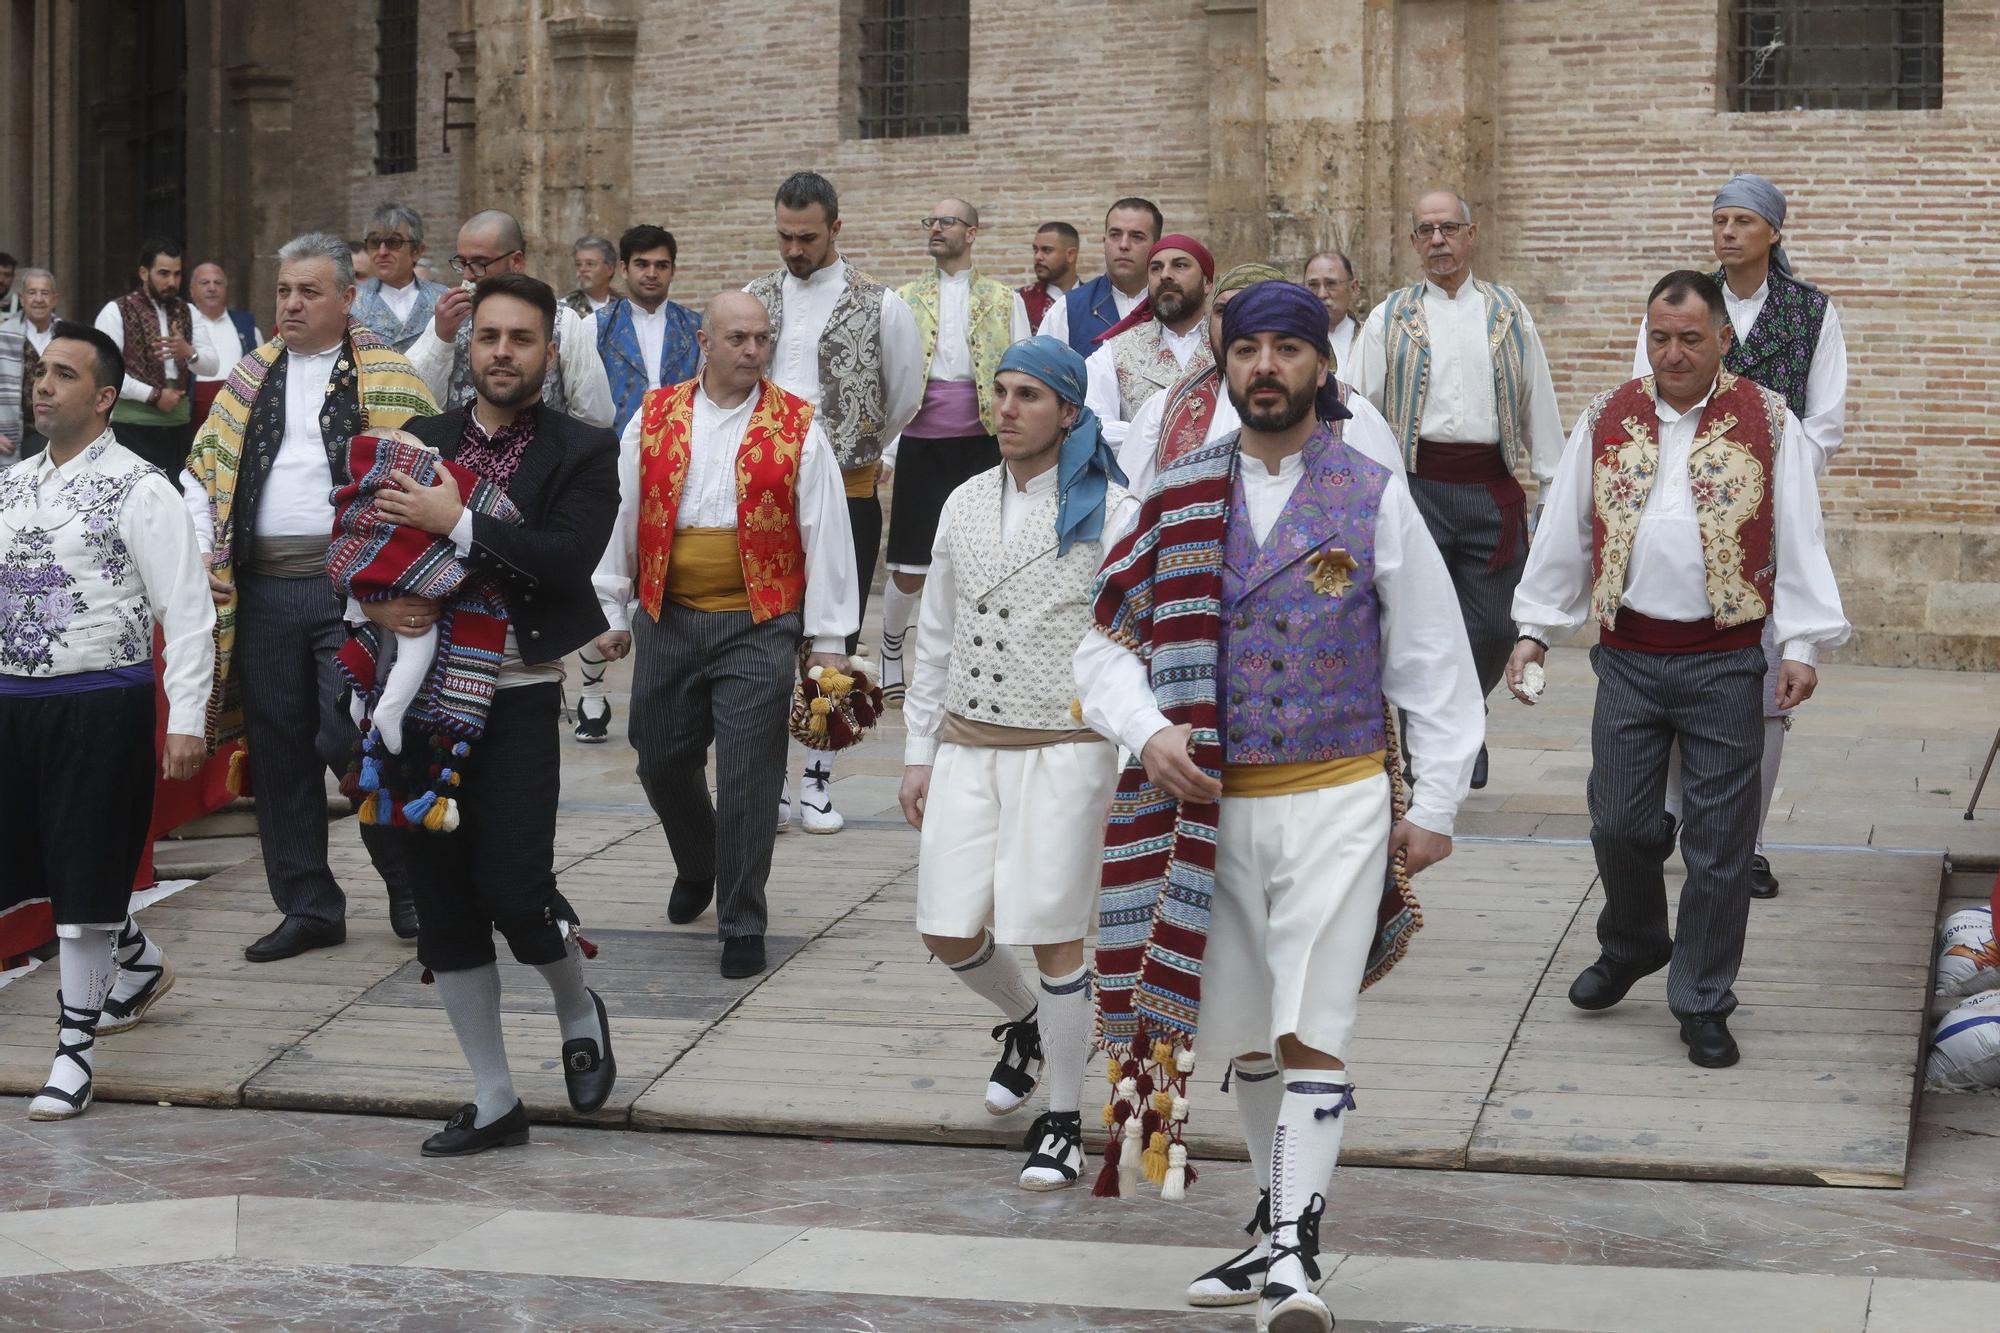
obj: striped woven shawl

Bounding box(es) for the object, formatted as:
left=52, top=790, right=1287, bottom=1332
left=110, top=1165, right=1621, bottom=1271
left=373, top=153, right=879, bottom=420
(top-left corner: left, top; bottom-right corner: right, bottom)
left=186, top=322, right=437, bottom=746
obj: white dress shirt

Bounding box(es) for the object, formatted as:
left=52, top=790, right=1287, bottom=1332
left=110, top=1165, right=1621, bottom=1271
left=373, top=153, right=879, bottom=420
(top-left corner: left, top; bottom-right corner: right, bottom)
left=753, top=259, right=925, bottom=451
left=1629, top=283, right=1848, bottom=476
left=927, top=269, right=974, bottom=382
left=378, top=279, right=423, bottom=325
left=23, top=318, right=55, bottom=355
left=1329, top=314, right=1358, bottom=375
left=192, top=308, right=257, bottom=384
left=1513, top=386, right=1849, bottom=666
left=176, top=343, right=341, bottom=552
left=1073, top=458, right=1481, bottom=836
left=1008, top=283, right=1066, bottom=344
left=1036, top=283, right=1144, bottom=343
left=1116, top=384, right=1406, bottom=501
left=12, top=432, right=216, bottom=735
left=1344, top=277, right=1565, bottom=489
left=405, top=302, right=614, bottom=429
left=904, top=465, right=1140, bottom=766
left=1083, top=321, right=1209, bottom=451
left=595, top=381, right=860, bottom=652
left=93, top=298, right=223, bottom=404
left=630, top=301, right=672, bottom=389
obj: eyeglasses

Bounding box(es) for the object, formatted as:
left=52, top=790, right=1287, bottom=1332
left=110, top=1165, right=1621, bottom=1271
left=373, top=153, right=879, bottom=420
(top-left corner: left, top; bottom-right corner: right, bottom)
left=363, top=234, right=411, bottom=251
left=921, top=216, right=969, bottom=231
left=1412, top=222, right=1469, bottom=240
left=449, top=249, right=522, bottom=277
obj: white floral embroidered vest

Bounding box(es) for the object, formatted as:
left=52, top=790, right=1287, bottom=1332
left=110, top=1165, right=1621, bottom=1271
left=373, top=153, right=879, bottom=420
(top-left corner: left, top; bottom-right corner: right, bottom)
left=1109, top=322, right=1210, bottom=421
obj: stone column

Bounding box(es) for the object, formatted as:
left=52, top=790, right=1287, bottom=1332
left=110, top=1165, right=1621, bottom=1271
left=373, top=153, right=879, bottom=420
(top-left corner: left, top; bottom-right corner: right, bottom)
left=224, top=62, right=297, bottom=323
left=1204, top=0, right=1266, bottom=269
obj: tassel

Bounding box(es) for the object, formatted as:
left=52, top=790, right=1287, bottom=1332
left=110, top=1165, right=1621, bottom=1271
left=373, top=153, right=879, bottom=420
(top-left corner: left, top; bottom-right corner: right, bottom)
left=1118, top=1115, right=1142, bottom=1196
left=1161, top=1145, right=1188, bottom=1201
left=1170, top=1095, right=1188, bottom=1123
left=337, top=764, right=361, bottom=801
left=1151, top=1038, right=1174, bottom=1066
left=401, top=789, right=438, bottom=824
left=1091, top=1134, right=1122, bottom=1196
left=358, top=756, right=381, bottom=793
left=423, top=799, right=448, bottom=831
left=1151, top=1090, right=1174, bottom=1119
left=420, top=966, right=434, bottom=984
left=226, top=747, right=250, bottom=796
left=1101, top=1102, right=1116, bottom=1127
left=1176, top=1047, right=1197, bottom=1075
left=1105, top=1058, right=1121, bottom=1087
left=441, top=799, right=461, bottom=832
left=357, top=792, right=379, bottom=825
left=575, top=932, right=599, bottom=960
left=1142, top=1130, right=1170, bottom=1185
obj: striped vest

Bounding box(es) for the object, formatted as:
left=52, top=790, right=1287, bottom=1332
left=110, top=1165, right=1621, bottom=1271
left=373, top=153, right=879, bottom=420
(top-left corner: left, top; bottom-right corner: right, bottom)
left=1378, top=278, right=1534, bottom=473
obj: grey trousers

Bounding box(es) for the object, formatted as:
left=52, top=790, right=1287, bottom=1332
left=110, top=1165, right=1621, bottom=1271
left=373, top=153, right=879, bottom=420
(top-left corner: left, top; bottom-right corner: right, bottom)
left=234, top=571, right=413, bottom=924
left=1586, top=643, right=1765, bottom=1019
left=1408, top=475, right=1527, bottom=700
left=629, top=603, right=799, bottom=939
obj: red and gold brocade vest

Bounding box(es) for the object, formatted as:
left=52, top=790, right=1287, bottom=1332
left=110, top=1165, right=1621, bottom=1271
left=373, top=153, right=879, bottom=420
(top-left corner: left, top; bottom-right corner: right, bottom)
left=635, top=378, right=811, bottom=624
left=1587, top=371, right=1787, bottom=632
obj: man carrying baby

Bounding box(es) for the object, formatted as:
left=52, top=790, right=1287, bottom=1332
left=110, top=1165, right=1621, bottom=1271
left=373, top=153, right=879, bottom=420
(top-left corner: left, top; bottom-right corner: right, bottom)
left=362, top=272, right=622, bottom=1156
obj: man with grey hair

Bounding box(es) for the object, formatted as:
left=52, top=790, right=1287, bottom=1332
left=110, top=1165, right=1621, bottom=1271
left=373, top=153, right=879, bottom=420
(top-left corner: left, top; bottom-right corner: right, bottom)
left=564, top=235, right=618, bottom=317
left=1302, top=250, right=1362, bottom=372
left=1345, top=189, right=1563, bottom=790
left=353, top=202, right=448, bottom=353
left=181, top=230, right=440, bottom=962
left=0, top=267, right=59, bottom=462
left=404, top=209, right=613, bottom=429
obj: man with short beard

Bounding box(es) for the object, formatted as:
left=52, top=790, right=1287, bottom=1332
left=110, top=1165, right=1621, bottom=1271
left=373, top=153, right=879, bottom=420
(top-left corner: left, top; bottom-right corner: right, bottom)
left=1013, top=222, right=1079, bottom=338
left=1077, top=282, right=1481, bottom=1331
left=1080, top=282, right=1488, bottom=1328
left=93, top=238, right=223, bottom=479
left=182, top=231, right=438, bottom=960
left=1081, top=234, right=1215, bottom=450
left=362, top=272, right=621, bottom=1157
left=1039, top=198, right=1161, bottom=354
left=1345, top=190, right=1564, bottom=790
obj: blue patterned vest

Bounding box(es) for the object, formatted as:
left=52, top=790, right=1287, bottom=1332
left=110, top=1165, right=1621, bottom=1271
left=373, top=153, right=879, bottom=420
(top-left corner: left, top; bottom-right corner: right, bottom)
left=1713, top=268, right=1826, bottom=419
left=1219, top=426, right=1390, bottom=765
left=596, top=296, right=702, bottom=438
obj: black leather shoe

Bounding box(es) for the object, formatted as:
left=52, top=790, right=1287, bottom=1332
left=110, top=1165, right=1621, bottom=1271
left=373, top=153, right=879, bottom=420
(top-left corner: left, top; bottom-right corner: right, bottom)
left=1567, top=953, right=1669, bottom=1011
left=386, top=882, right=420, bottom=940
left=421, top=1100, right=530, bottom=1157
left=244, top=915, right=347, bottom=963
left=562, top=990, right=617, bottom=1114
left=1749, top=854, right=1779, bottom=899
left=1470, top=744, right=1489, bottom=790
left=667, top=877, right=715, bottom=926
left=1679, top=1013, right=1740, bottom=1067
left=721, top=934, right=767, bottom=979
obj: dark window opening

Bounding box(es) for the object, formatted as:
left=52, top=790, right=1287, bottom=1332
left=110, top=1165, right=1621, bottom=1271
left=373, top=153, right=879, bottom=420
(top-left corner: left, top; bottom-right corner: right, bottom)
left=857, top=0, right=969, bottom=139
left=374, top=0, right=420, bottom=173
left=1730, top=1, right=1943, bottom=111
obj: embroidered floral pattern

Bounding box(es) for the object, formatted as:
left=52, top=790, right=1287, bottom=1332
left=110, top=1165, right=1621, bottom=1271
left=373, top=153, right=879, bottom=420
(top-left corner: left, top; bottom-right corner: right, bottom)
left=1712, top=268, right=1826, bottom=419
left=0, top=437, right=153, bottom=674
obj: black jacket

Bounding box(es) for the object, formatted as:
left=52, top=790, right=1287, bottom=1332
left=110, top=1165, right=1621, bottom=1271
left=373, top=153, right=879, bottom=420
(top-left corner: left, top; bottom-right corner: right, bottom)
left=402, top=404, right=619, bottom=664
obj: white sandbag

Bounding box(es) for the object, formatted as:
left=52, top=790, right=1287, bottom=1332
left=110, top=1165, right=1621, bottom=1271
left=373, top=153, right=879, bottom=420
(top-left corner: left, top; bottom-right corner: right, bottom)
left=1926, top=989, right=2000, bottom=1091
left=1935, top=905, right=1999, bottom=997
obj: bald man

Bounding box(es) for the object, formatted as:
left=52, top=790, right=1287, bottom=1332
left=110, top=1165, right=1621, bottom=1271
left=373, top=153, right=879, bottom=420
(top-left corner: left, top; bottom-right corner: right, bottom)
left=404, top=208, right=614, bottom=430
left=592, top=291, right=859, bottom=980
left=187, top=261, right=261, bottom=424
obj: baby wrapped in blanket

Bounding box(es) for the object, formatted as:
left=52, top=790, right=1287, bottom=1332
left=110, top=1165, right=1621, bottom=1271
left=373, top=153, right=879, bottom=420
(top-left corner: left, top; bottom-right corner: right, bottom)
left=329, top=428, right=520, bottom=784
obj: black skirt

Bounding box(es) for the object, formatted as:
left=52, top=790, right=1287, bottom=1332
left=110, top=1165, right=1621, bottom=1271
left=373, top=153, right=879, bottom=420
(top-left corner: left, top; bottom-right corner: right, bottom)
left=0, top=680, right=157, bottom=924
left=885, top=432, right=1001, bottom=567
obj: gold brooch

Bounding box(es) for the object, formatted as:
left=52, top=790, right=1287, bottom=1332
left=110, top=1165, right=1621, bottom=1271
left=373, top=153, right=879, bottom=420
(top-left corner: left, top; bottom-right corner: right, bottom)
left=1308, top=546, right=1358, bottom=597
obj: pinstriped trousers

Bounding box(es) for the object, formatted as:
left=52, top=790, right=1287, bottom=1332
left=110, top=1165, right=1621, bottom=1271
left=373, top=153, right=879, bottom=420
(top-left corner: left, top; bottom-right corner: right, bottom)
left=1408, top=475, right=1527, bottom=700
left=628, top=603, right=800, bottom=940
left=235, top=571, right=414, bottom=924
left=1587, top=643, right=1765, bottom=1019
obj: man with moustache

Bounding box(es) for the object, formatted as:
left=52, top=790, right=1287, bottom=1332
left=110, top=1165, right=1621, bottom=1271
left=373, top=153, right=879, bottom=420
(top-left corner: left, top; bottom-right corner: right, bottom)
left=1082, top=234, right=1215, bottom=450
left=1038, top=199, right=1162, bottom=354
left=352, top=203, right=449, bottom=354
left=745, top=171, right=922, bottom=833
left=1345, top=190, right=1564, bottom=789
left=1013, top=222, right=1080, bottom=339
left=1508, top=270, right=1847, bottom=1069
left=93, top=239, right=223, bottom=479
left=1302, top=251, right=1361, bottom=373
left=361, top=272, right=621, bottom=1156
left=1078, top=282, right=1480, bottom=1330
left=564, top=235, right=619, bottom=318
left=182, top=232, right=438, bottom=959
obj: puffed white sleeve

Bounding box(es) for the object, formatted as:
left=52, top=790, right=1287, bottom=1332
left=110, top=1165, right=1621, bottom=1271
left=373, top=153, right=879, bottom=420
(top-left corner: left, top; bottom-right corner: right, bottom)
left=1340, top=301, right=1391, bottom=413
left=591, top=410, right=646, bottom=632
left=798, top=420, right=860, bottom=652
left=1117, top=388, right=1168, bottom=501
left=1510, top=406, right=1599, bottom=646
left=902, top=500, right=958, bottom=766
left=1516, top=308, right=1565, bottom=493
left=558, top=305, right=615, bottom=428
left=1038, top=297, right=1069, bottom=343
left=1769, top=410, right=1850, bottom=666
left=404, top=323, right=455, bottom=406
left=95, top=301, right=154, bottom=406
left=126, top=472, right=217, bottom=737
left=1798, top=301, right=1847, bottom=476
left=177, top=469, right=216, bottom=557
left=878, top=292, right=926, bottom=443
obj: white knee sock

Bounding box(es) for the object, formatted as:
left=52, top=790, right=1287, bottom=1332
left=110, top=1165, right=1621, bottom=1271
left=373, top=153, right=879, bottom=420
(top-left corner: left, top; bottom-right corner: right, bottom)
left=1268, top=1068, right=1355, bottom=1289
left=106, top=917, right=162, bottom=1008
left=1035, top=965, right=1092, bottom=1114
left=1755, top=718, right=1786, bottom=854
left=533, top=929, right=602, bottom=1049
left=44, top=931, right=117, bottom=1101
left=944, top=932, right=1038, bottom=1022
left=576, top=645, right=610, bottom=714
left=1229, top=1055, right=1286, bottom=1191
left=371, top=629, right=435, bottom=755
left=881, top=580, right=921, bottom=685
left=801, top=753, right=836, bottom=810
left=433, top=963, right=518, bottom=1128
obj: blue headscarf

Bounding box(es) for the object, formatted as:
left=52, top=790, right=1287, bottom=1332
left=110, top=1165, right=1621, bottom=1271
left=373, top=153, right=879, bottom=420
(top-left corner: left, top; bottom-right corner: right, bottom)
left=995, top=336, right=1127, bottom=555
left=1218, top=280, right=1353, bottom=424
left=1712, top=173, right=1815, bottom=290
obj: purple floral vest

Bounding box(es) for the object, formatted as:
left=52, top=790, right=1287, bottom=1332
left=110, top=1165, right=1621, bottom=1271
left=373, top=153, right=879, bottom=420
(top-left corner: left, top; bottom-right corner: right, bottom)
left=1219, top=427, right=1390, bottom=766
left=1713, top=267, right=1826, bottom=419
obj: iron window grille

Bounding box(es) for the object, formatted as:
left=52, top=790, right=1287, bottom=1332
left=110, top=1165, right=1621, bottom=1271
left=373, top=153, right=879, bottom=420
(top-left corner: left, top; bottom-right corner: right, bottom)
left=1730, top=0, right=1943, bottom=111
left=857, top=0, right=969, bottom=139
left=374, top=0, right=420, bottom=174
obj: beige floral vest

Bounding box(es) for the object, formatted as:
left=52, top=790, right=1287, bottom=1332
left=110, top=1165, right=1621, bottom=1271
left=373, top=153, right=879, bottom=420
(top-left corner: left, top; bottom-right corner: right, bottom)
left=747, top=264, right=890, bottom=470
left=1108, top=321, right=1211, bottom=421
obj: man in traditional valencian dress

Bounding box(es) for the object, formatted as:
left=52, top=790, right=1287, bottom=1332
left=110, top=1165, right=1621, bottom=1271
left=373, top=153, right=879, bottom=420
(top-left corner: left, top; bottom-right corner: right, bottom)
left=1508, top=270, right=1848, bottom=1071
left=1078, top=284, right=1481, bottom=1333
left=746, top=171, right=922, bottom=833
left=1345, top=190, right=1565, bottom=789
left=897, top=336, right=1133, bottom=1193
left=1081, top=234, right=1215, bottom=453
left=1632, top=174, right=1849, bottom=900
left=2, top=323, right=213, bottom=1120
left=1118, top=264, right=1404, bottom=499
left=594, top=292, right=858, bottom=980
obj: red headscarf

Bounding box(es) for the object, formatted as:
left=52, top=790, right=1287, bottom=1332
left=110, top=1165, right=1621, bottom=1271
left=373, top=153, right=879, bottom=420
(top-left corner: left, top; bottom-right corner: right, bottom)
left=1094, top=234, right=1216, bottom=344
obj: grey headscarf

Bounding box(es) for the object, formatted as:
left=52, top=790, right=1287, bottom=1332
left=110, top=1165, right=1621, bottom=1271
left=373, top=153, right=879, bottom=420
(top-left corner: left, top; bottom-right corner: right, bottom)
left=1711, top=173, right=1816, bottom=290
